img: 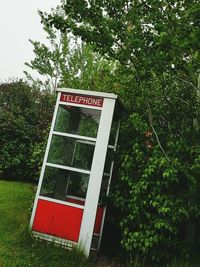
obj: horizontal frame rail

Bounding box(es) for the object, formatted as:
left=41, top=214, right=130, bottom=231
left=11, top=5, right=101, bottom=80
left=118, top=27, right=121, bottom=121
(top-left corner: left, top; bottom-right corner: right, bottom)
left=59, top=101, right=103, bottom=110
left=52, top=131, right=97, bottom=142
left=45, top=162, right=91, bottom=175
left=38, top=196, right=85, bottom=209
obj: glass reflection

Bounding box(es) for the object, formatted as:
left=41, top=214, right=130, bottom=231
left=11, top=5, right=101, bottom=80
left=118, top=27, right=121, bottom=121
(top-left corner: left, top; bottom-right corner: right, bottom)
left=47, top=135, right=95, bottom=170
left=40, top=166, right=89, bottom=204
left=54, top=105, right=101, bottom=137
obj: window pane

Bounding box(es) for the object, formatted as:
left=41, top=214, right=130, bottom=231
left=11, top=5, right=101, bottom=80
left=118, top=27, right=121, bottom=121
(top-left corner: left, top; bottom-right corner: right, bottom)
left=99, top=175, right=109, bottom=205
left=104, top=148, right=114, bottom=173
left=47, top=135, right=95, bottom=170
left=54, top=105, right=101, bottom=137
left=98, top=149, right=114, bottom=204
left=40, top=166, right=89, bottom=204
left=108, top=120, right=119, bottom=146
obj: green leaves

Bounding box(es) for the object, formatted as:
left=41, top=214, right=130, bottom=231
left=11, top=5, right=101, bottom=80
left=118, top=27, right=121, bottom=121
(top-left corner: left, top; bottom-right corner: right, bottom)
left=25, top=0, right=200, bottom=263
left=0, top=80, right=54, bottom=181
left=114, top=133, right=200, bottom=262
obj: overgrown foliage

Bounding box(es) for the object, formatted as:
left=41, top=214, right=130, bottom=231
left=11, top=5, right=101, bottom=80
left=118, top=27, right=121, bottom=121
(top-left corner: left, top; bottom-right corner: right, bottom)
left=39, top=0, right=200, bottom=264
left=0, top=80, right=55, bottom=181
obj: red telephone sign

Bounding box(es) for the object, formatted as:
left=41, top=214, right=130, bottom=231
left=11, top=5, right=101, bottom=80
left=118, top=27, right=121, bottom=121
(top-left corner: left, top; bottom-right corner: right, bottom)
left=60, top=93, right=104, bottom=107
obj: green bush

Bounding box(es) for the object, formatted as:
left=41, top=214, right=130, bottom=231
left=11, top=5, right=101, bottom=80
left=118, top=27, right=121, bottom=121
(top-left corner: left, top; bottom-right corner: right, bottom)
left=111, top=74, right=200, bottom=264
left=0, top=80, right=55, bottom=181
left=38, top=0, right=200, bottom=262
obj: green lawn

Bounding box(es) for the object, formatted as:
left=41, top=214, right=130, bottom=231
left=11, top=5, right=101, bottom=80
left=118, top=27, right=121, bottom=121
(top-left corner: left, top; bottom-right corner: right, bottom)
left=1, top=180, right=199, bottom=267
left=0, top=180, right=91, bottom=267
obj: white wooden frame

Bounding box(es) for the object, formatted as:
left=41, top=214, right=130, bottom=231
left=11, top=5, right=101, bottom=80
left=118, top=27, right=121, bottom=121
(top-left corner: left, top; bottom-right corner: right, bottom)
left=30, top=88, right=117, bottom=256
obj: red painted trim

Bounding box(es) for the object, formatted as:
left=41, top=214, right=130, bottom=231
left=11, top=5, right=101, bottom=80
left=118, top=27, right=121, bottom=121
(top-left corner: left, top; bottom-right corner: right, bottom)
left=94, top=206, right=104, bottom=234
left=65, top=197, right=85, bottom=206
left=60, top=93, right=104, bottom=107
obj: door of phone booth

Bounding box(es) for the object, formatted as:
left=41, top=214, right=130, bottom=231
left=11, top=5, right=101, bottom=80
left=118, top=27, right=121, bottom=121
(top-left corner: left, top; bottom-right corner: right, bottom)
left=30, top=88, right=120, bottom=256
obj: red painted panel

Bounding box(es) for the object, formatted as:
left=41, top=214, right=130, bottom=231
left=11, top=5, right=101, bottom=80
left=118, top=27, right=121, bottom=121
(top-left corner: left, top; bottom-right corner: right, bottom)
left=65, top=197, right=105, bottom=234
left=94, top=206, right=104, bottom=234
left=60, top=93, right=104, bottom=107
left=32, top=199, right=105, bottom=241
left=32, top=199, right=83, bottom=242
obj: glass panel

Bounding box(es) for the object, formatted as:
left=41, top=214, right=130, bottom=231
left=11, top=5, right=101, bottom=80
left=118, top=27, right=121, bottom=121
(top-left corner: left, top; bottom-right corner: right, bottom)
left=99, top=175, right=109, bottom=205
left=98, top=149, right=114, bottom=204
left=40, top=166, right=89, bottom=205
left=54, top=105, right=101, bottom=137
left=108, top=120, right=119, bottom=146
left=47, top=135, right=95, bottom=170
left=104, top=148, right=114, bottom=173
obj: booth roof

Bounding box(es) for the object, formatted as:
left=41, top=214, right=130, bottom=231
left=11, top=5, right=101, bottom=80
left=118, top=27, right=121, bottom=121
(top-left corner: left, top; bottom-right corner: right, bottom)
left=56, top=88, right=118, bottom=99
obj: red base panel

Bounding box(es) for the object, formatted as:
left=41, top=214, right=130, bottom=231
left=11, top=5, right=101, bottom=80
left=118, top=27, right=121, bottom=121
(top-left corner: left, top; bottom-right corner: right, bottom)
left=32, top=198, right=105, bottom=242
left=32, top=199, right=83, bottom=242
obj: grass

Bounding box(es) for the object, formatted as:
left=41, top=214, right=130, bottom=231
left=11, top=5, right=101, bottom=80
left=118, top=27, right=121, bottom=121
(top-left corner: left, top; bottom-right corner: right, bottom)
left=0, top=180, right=91, bottom=267
left=1, top=180, right=200, bottom=267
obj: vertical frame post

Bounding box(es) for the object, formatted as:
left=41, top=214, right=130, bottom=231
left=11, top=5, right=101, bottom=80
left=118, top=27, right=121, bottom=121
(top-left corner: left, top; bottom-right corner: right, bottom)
left=29, top=92, right=61, bottom=229
left=78, top=97, right=116, bottom=256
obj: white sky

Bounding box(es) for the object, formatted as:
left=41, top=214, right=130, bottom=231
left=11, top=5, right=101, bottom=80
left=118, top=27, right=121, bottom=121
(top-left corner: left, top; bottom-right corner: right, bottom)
left=0, top=0, right=61, bottom=82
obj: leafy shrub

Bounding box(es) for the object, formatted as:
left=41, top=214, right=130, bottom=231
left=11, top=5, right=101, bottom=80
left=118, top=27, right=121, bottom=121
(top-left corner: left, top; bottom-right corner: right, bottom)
left=0, top=80, right=55, bottom=181
left=111, top=74, right=200, bottom=264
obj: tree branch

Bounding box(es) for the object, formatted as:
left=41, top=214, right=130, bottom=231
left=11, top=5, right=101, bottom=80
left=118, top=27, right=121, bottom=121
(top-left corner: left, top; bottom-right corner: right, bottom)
left=146, top=101, right=170, bottom=161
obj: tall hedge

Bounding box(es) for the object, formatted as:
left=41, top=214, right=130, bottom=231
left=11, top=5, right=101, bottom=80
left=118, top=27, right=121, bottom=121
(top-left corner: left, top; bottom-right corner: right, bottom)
left=0, top=80, right=55, bottom=181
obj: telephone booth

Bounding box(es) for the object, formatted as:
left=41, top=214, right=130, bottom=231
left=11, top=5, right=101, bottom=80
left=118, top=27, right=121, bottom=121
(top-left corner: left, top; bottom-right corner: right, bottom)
left=30, top=88, right=120, bottom=256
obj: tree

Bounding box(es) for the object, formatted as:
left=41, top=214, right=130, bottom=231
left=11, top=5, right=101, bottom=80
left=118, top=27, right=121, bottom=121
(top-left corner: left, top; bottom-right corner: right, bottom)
left=0, top=80, right=54, bottom=181
left=41, top=0, right=200, bottom=263
left=25, top=8, right=119, bottom=92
